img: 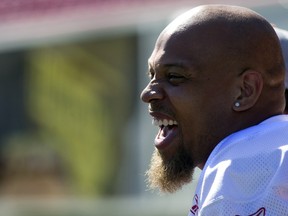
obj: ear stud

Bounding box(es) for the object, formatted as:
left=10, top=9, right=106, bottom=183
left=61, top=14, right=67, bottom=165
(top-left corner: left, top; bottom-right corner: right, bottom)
left=234, top=102, right=240, bottom=107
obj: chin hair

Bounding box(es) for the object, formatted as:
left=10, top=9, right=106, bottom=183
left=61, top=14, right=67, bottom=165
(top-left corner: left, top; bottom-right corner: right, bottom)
left=146, top=148, right=194, bottom=193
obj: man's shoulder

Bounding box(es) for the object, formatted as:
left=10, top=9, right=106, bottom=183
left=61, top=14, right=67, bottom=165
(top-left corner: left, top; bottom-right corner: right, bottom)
left=211, top=115, right=288, bottom=161
left=200, top=115, right=288, bottom=203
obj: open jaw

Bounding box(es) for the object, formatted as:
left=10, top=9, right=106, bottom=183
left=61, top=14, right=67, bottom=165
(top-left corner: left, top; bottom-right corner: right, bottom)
left=152, top=118, right=179, bottom=150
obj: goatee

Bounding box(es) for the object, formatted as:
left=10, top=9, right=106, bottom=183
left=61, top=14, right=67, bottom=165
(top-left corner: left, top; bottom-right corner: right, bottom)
left=146, top=147, right=194, bottom=193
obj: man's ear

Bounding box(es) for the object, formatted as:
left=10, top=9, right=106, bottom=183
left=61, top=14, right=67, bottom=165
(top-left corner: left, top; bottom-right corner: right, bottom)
left=233, top=69, right=263, bottom=112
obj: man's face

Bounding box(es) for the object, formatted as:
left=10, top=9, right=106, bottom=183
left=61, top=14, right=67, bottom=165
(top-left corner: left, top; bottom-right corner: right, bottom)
left=141, top=28, right=238, bottom=192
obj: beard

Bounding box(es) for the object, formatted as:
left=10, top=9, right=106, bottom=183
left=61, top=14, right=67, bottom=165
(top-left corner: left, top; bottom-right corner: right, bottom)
left=146, top=146, right=195, bottom=193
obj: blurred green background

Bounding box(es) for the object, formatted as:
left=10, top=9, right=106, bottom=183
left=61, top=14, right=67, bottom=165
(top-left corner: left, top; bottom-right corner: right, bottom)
left=0, top=0, right=286, bottom=215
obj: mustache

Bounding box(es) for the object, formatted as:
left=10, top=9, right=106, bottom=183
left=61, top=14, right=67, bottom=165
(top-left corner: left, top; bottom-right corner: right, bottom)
left=148, top=102, right=175, bottom=117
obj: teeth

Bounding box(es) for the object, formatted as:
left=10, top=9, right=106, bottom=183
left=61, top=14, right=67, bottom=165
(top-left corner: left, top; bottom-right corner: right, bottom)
left=152, top=119, right=159, bottom=126
left=152, top=118, right=178, bottom=127
left=163, top=119, right=168, bottom=126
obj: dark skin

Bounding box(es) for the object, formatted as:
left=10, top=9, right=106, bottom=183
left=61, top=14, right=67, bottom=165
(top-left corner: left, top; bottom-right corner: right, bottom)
left=141, top=4, right=285, bottom=174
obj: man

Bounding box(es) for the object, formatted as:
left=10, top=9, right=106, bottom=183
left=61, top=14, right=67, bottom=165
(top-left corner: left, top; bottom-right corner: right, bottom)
left=141, top=4, right=288, bottom=216
left=275, top=27, right=288, bottom=113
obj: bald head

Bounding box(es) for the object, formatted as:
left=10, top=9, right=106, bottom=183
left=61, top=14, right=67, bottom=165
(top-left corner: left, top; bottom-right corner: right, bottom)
left=154, top=4, right=285, bottom=116
left=161, top=5, right=282, bottom=71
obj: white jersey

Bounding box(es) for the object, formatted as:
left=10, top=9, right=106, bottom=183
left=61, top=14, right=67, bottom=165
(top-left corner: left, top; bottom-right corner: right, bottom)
left=188, top=115, right=288, bottom=216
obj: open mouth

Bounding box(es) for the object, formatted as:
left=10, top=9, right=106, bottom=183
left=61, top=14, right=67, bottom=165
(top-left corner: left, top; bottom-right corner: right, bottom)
left=152, top=118, right=179, bottom=150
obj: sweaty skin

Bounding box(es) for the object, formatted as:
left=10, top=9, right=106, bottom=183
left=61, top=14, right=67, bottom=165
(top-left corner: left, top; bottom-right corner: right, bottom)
left=141, top=5, right=285, bottom=193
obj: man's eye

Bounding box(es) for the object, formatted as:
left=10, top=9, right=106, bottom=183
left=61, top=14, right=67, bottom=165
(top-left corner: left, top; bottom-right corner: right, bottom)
left=168, top=74, right=182, bottom=79
left=168, top=73, right=185, bottom=83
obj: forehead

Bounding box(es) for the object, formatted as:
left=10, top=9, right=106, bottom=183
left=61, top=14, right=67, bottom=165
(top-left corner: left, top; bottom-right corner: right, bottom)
left=148, top=29, right=204, bottom=71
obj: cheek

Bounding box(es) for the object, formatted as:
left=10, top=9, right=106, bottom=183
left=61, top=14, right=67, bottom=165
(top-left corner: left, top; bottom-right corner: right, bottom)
left=168, top=88, right=210, bottom=133
left=170, top=91, right=203, bottom=136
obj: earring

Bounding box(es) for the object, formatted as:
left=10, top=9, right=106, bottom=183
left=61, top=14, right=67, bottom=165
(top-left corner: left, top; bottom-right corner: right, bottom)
left=234, top=101, right=240, bottom=107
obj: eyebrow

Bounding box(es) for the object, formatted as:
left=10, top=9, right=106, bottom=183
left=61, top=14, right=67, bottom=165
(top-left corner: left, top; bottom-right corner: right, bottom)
left=146, top=62, right=201, bottom=80
left=146, top=63, right=185, bottom=75
left=148, top=62, right=187, bottom=71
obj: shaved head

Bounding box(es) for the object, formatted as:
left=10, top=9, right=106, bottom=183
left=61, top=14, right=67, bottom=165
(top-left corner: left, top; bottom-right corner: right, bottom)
left=155, top=5, right=285, bottom=115
left=161, top=5, right=283, bottom=76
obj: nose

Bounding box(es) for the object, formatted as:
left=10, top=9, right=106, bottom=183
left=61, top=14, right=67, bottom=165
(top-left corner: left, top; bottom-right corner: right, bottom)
left=140, top=82, right=164, bottom=103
